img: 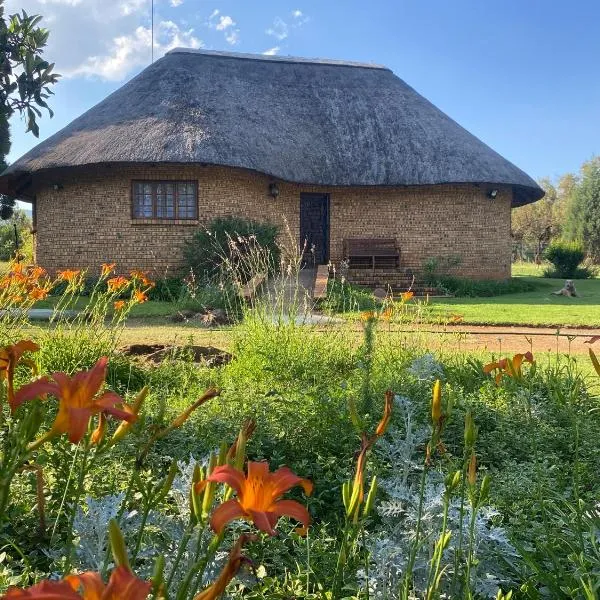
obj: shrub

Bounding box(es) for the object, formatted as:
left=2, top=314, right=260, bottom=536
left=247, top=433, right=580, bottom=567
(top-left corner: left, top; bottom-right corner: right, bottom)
left=322, top=278, right=378, bottom=313
left=542, top=240, right=587, bottom=278
left=183, top=216, right=280, bottom=282
left=433, top=276, right=537, bottom=297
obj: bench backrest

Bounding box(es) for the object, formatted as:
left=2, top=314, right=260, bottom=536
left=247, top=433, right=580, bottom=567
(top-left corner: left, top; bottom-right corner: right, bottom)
left=344, top=238, right=398, bottom=253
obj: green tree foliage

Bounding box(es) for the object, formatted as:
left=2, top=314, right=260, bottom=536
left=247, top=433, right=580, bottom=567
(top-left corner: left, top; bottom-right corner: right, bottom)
left=565, top=157, right=600, bottom=261
left=0, top=0, right=59, bottom=219
left=0, top=206, right=31, bottom=260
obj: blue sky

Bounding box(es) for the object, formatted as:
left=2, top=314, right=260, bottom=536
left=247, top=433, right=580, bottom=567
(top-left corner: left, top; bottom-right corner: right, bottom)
left=6, top=0, right=600, bottom=182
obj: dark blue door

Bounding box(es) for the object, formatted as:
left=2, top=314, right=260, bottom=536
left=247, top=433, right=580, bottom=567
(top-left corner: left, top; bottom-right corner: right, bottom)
left=300, top=193, right=329, bottom=266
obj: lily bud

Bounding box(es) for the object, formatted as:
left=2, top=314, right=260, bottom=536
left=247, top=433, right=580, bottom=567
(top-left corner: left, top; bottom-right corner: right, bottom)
left=432, top=380, right=442, bottom=425
left=342, top=480, right=351, bottom=513
left=190, top=463, right=204, bottom=523
left=464, top=410, right=477, bottom=449
left=479, top=474, right=491, bottom=503
left=110, top=386, right=148, bottom=445
left=202, top=452, right=218, bottom=519
left=375, top=391, right=393, bottom=437
left=363, top=476, right=378, bottom=518
left=151, top=554, right=165, bottom=598
left=91, top=413, right=107, bottom=445
left=468, top=452, right=477, bottom=487
left=108, top=519, right=130, bottom=571
left=445, top=469, right=461, bottom=495
left=158, top=460, right=178, bottom=499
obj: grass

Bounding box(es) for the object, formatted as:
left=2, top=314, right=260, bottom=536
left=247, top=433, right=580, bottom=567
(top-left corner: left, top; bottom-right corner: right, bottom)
left=429, top=276, right=600, bottom=326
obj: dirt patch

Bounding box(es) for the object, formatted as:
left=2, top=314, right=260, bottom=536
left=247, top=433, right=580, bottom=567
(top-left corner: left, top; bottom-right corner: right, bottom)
left=120, top=343, right=232, bottom=367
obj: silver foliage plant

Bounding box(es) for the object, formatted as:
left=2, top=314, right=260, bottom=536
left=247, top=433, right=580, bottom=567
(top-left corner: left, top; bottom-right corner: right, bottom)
left=358, top=395, right=519, bottom=598
left=71, top=454, right=232, bottom=588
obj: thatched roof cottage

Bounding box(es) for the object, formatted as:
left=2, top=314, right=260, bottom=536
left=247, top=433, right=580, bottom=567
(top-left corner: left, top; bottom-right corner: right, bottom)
left=0, top=49, right=543, bottom=280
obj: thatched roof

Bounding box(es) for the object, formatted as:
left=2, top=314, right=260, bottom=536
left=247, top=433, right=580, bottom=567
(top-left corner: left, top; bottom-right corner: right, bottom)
left=1, top=49, right=543, bottom=205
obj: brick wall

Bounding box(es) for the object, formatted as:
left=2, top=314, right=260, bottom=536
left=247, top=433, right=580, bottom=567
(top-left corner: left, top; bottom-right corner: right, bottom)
left=32, top=164, right=512, bottom=279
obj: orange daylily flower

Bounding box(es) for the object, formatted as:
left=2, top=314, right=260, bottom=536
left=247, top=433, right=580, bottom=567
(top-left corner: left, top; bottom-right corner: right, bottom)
left=200, top=461, right=313, bottom=536
left=483, top=351, right=534, bottom=384
left=65, top=566, right=151, bottom=600
left=101, top=263, right=116, bottom=277
left=130, top=270, right=154, bottom=288
left=0, top=340, right=39, bottom=412
left=29, top=287, right=50, bottom=301
left=113, top=300, right=126, bottom=311
left=401, top=291, right=414, bottom=302
left=133, top=290, right=148, bottom=304
left=107, top=277, right=129, bottom=293
left=57, top=269, right=81, bottom=283
left=1, top=579, right=81, bottom=599
left=1, top=566, right=152, bottom=600
left=194, top=534, right=255, bottom=600
left=14, top=357, right=137, bottom=446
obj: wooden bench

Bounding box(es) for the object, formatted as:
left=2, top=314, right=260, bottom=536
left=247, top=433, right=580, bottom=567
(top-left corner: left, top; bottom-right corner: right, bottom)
left=313, top=264, right=330, bottom=300
left=239, top=272, right=266, bottom=302
left=343, top=238, right=400, bottom=270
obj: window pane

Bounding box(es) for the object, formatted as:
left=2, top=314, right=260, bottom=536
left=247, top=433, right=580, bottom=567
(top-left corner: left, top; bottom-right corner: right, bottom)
left=156, top=183, right=174, bottom=218
left=133, top=182, right=153, bottom=218
left=177, top=182, right=197, bottom=218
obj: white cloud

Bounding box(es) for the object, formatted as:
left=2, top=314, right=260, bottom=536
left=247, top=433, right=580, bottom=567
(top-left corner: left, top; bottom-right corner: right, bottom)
left=266, top=17, right=288, bottom=41
left=207, top=9, right=239, bottom=45
left=4, top=0, right=203, bottom=82
left=262, top=46, right=280, bottom=56
left=216, top=15, right=234, bottom=30
left=225, top=29, right=240, bottom=45
left=291, top=9, right=309, bottom=26
left=66, top=20, right=202, bottom=81
left=170, top=0, right=183, bottom=6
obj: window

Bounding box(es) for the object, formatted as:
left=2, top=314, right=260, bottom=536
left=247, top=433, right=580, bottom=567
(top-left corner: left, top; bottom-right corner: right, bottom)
left=132, top=181, right=198, bottom=220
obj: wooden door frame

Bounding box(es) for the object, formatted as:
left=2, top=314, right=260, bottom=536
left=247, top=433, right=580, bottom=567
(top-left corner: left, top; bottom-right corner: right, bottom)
left=299, top=192, right=330, bottom=264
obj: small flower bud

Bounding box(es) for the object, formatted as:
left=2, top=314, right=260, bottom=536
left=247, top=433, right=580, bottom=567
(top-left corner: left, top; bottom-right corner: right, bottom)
left=108, top=519, right=130, bottom=570
left=464, top=410, right=477, bottom=449
left=432, top=380, right=442, bottom=424
left=363, top=476, right=378, bottom=518
left=468, top=452, right=477, bottom=487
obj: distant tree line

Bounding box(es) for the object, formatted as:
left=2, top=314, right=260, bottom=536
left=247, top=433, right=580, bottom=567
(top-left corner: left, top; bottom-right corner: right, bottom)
left=512, top=156, right=600, bottom=263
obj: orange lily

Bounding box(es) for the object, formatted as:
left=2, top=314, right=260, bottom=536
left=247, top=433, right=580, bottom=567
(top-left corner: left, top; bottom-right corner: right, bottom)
left=65, top=566, right=151, bottom=600
left=107, top=277, right=129, bottom=293
left=401, top=291, right=414, bottom=302
left=133, top=290, right=148, bottom=304
left=101, top=263, right=116, bottom=277
left=57, top=269, right=81, bottom=283
left=1, top=580, right=81, bottom=599
left=0, top=340, right=39, bottom=412
left=200, top=462, right=313, bottom=536
left=194, top=534, right=255, bottom=600
left=130, top=270, right=154, bottom=288
left=113, top=300, right=126, bottom=311
left=14, top=357, right=137, bottom=447
left=0, top=567, right=150, bottom=600
left=483, top=351, right=534, bottom=384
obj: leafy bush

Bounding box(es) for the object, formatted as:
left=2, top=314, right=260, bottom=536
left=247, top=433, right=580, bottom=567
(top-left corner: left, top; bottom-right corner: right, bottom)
left=433, top=276, right=538, bottom=297
left=183, top=216, right=280, bottom=282
left=542, top=240, right=587, bottom=278
left=322, top=278, right=378, bottom=312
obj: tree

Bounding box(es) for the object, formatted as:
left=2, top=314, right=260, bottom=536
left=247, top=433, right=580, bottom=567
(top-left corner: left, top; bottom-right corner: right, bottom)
left=0, top=0, right=59, bottom=219
left=566, top=157, right=600, bottom=262
left=511, top=178, right=557, bottom=261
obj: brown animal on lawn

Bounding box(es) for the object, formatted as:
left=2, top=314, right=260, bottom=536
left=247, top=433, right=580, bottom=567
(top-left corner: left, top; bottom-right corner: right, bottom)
left=552, top=279, right=578, bottom=297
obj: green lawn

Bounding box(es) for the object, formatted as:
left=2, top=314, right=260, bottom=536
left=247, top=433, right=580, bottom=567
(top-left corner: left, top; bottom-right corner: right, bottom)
left=430, top=275, right=600, bottom=327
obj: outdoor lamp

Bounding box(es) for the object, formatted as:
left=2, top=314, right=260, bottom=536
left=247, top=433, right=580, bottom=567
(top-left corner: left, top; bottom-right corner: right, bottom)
left=268, top=182, right=280, bottom=199
left=487, top=189, right=498, bottom=200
